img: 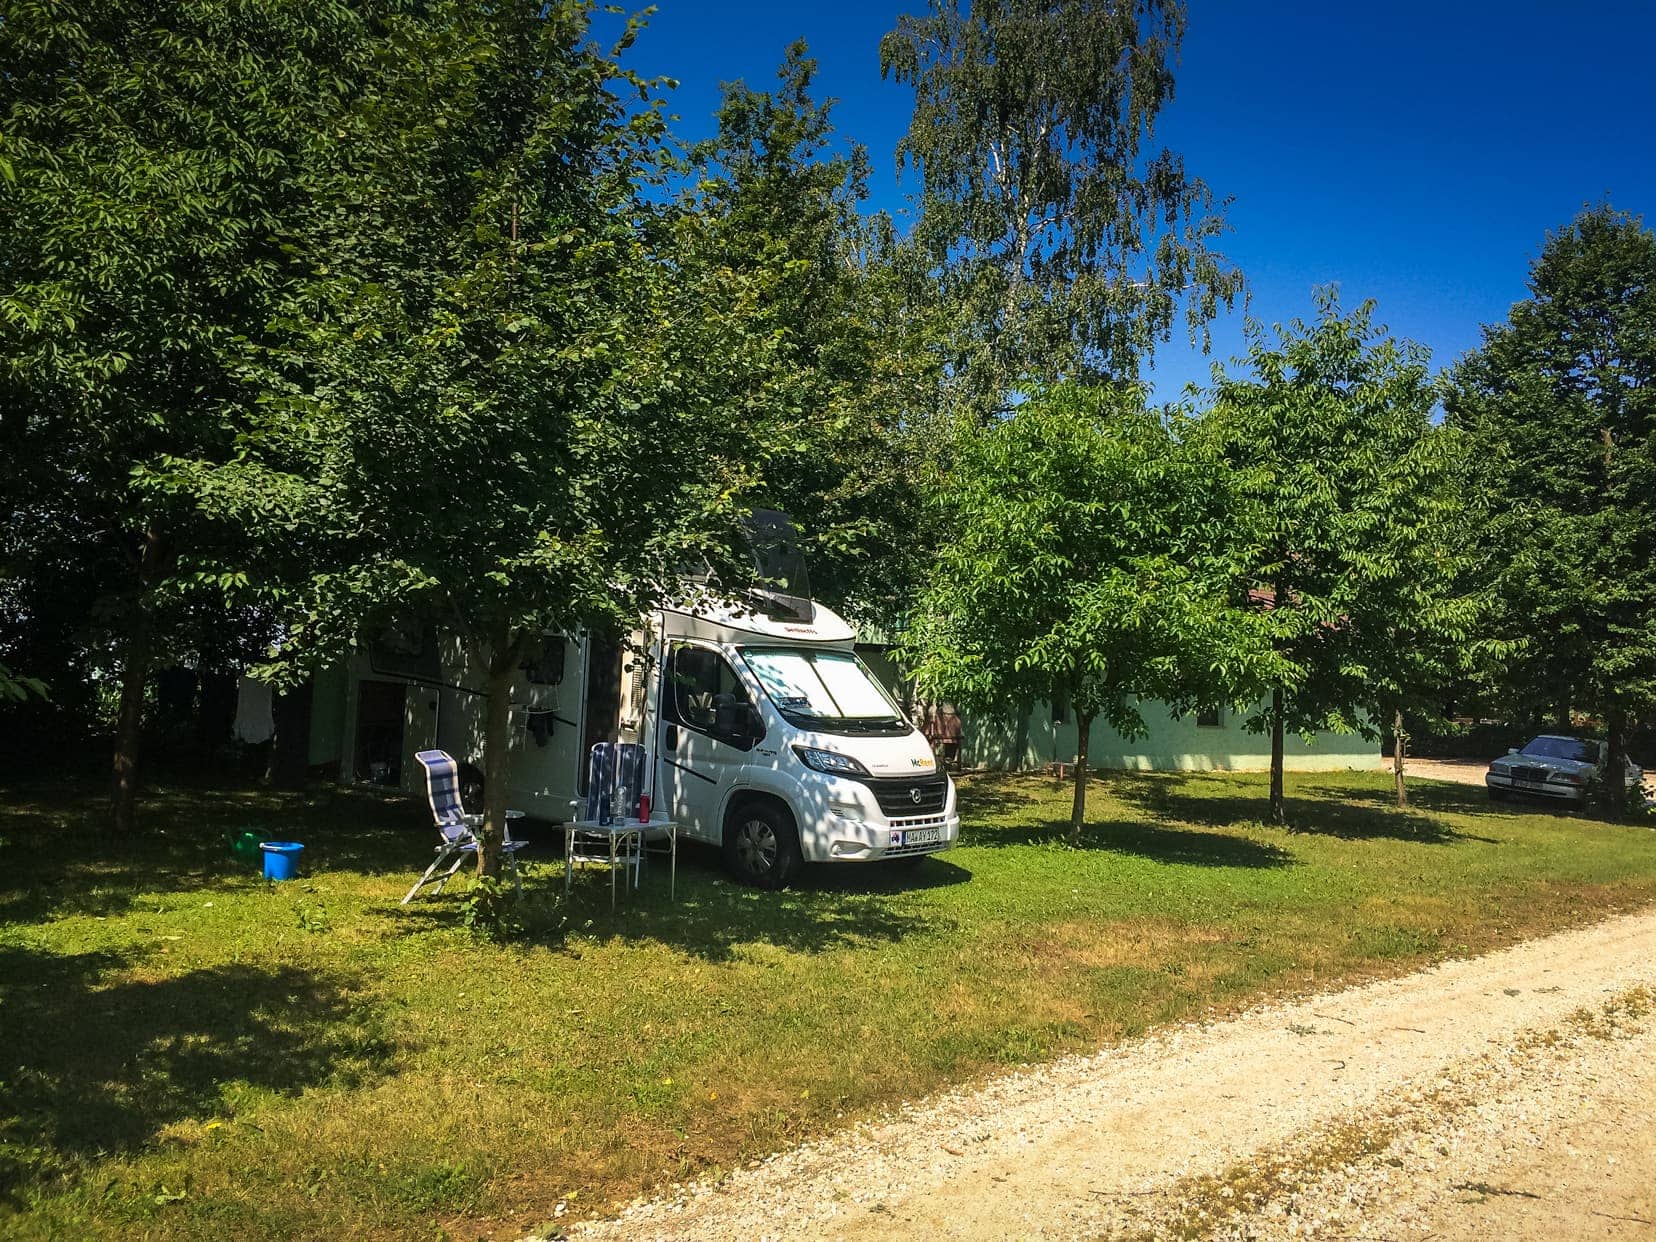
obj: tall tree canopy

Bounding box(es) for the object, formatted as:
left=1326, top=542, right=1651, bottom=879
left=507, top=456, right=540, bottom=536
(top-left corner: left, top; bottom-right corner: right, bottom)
left=0, top=0, right=375, bottom=828
left=904, top=384, right=1279, bottom=839
left=1207, top=295, right=1476, bottom=822
left=683, top=43, right=945, bottom=626
left=170, top=2, right=795, bottom=874
left=881, top=0, right=1242, bottom=420
left=1447, top=205, right=1656, bottom=815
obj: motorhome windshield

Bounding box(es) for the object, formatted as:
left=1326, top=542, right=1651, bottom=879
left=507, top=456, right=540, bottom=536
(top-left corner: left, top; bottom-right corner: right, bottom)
left=740, top=647, right=910, bottom=736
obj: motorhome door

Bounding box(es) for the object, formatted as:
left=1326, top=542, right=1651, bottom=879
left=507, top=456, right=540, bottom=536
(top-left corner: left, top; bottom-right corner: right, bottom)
left=577, top=635, right=622, bottom=795
left=658, top=643, right=760, bottom=842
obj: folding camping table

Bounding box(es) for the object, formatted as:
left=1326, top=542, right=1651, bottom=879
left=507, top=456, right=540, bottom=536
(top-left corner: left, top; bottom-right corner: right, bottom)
left=562, top=814, right=678, bottom=907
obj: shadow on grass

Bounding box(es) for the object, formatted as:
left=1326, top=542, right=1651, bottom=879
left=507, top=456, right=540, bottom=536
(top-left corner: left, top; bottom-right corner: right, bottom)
left=0, top=780, right=435, bottom=924
left=1103, top=771, right=1480, bottom=845
left=0, top=944, right=394, bottom=1200
left=388, top=841, right=973, bottom=963
left=955, top=772, right=1060, bottom=824
left=962, top=812, right=1294, bottom=868
left=1321, top=778, right=1519, bottom=829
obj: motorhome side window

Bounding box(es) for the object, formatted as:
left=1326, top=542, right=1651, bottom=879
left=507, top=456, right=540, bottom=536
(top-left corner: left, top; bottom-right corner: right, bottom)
left=668, top=645, right=753, bottom=740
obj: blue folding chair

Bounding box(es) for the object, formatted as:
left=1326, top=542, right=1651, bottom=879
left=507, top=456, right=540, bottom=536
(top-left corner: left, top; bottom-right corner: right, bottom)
left=402, top=750, right=527, bottom=904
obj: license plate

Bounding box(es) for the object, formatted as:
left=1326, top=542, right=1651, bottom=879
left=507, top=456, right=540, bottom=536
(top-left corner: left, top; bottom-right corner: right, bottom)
left=893, top=827, right=943, bottom=847
left=1516, top=778, right=1544, bottom=790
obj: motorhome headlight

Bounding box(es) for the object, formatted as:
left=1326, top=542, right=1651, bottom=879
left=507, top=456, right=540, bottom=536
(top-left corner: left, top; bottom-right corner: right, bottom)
left=792, top=746, right=871, bottom=777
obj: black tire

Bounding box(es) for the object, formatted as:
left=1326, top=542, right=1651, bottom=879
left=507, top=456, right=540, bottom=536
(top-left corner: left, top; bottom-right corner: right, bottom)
left=1488, top=785, right=1508, bottom=802
left=723, top=801, right=803, bottom=890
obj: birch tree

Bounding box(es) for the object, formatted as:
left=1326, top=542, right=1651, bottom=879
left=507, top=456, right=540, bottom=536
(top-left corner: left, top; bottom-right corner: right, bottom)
left=881, top=0, right=1243, bottom=420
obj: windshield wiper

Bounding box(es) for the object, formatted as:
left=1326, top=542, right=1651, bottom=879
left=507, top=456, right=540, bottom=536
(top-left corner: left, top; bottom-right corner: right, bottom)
left=838, top=717, right=909, bottom=734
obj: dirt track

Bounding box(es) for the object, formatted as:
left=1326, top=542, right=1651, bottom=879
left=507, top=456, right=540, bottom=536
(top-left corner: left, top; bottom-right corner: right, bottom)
left=569, top=909, right=1656, bottom=1240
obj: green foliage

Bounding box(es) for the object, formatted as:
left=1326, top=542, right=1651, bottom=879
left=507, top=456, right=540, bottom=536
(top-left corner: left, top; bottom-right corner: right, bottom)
left=155, top=3, right=806, bottom=868
left=904, top=384, right=1281, bottom=833
left=1204, top=293, right=1479, bottom=817
left=458, top=876, right=525, bottom=942
left=881, top=0, right=1243, bottom=420
left=0, top=0, right=383, bottom=820
left=200, top=2, right=750, bottom=657
left=0, top=662, right=48, bottom=704
left=1446, top=204, right=1656, bottom=813
left=682, top=43, right=946, bottom=624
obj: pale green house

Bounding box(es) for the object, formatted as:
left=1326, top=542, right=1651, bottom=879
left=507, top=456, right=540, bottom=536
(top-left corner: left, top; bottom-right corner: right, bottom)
left=958, top=699, right=1380, bottom=773
left=857, top=646, right=1379, bottom=774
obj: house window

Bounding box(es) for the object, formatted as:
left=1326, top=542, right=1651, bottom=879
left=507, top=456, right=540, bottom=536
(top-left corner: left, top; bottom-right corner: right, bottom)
left=1196, top=706, right=1223, bottom=728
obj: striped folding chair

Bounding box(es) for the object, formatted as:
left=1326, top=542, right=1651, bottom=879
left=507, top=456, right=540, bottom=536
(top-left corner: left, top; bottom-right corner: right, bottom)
left=401, top=750, right=526, bottom=904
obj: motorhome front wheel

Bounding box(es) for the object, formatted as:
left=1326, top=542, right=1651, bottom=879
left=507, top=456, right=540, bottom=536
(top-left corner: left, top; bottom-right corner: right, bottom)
left=724, top=803, right=803, bottom=890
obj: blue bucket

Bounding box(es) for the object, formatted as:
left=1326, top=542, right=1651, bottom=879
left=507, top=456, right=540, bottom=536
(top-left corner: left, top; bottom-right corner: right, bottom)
left=260, top=841, right=304, bottom=881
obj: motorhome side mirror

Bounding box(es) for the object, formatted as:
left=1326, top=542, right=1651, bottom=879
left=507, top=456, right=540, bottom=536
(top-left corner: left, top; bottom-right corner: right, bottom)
left=1507, top=747, right=1519, bottom=754
left=663, top=724, right=679, bottom=751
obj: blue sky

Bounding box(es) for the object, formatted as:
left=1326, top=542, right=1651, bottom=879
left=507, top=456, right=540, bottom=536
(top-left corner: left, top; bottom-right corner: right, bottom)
left=623, top=1, right=1656, bottom=402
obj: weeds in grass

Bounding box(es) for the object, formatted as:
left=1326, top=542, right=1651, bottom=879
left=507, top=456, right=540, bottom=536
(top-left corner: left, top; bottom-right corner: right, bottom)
left=459, top=874, right=525, bottom=941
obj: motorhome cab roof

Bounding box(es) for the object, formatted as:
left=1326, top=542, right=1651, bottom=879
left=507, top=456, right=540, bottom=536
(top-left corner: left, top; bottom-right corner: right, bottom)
left=659, top=595, right=858, bottom=647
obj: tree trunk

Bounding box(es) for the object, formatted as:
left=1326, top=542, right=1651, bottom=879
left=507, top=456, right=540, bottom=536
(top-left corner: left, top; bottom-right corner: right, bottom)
left=1601, top=706, right=1629, bottom=822
left=112, top=526, right=166, bottom=833
left=267, top=682, right=313, bottom=790
left=111, top=636, right=150, bottom=834
left=1269, top=684, right=1286, bottom=827
left=1384, top=708, right=1410, bottom=808
left=477, top=626, right=527, bottom=878
left=1013, top=692, right=1032, bottom=771
left=1069, top=710, right=1093, bottom=846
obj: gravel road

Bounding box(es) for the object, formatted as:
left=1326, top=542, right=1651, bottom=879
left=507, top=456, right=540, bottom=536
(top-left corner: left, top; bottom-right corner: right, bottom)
left=567, top=908, right=1656, bottom=1241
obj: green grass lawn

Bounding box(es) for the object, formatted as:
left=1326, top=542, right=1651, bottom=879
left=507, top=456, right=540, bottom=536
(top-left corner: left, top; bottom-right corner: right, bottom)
left=2, top=767, right=1654, bottom=1239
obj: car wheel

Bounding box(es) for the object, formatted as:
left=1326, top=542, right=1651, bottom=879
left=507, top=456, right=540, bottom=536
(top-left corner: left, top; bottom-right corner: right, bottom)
left=1487, top=785, right=1508, bottom=802
left=723, top=802, right=802, bottom=890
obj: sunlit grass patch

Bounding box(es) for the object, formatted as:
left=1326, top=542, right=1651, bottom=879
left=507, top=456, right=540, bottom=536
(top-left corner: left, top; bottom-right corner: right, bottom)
left=1, top=766, right=1654, bottom=1237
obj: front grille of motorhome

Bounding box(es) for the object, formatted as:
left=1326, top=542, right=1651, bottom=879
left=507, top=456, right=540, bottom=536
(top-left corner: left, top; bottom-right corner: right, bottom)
left=862, top=776, right=949, bottom=816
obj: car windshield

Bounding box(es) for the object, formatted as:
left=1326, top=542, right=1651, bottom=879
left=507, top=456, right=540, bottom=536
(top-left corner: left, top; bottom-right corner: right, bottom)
left=1520, top=736, right=1598, bottom=764
left=739, top=647, right=910, bottom=735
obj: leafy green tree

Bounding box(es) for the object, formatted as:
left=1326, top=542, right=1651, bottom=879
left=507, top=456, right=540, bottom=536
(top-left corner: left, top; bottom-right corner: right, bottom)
left=904, top=384, right=1280, bottom=840
left=684, top=43, right=945, bottom=626
left=0, top=663, right=48, bottom=704
left=177, top=2, right=783, bottom=875
left=1447, top=205, right=1656, bottom=817
left=0, top=0, right=374, bottom=829
left=881, top=0, right=1242, bottom=421
left=1206, top=295, right=1478, bottom=822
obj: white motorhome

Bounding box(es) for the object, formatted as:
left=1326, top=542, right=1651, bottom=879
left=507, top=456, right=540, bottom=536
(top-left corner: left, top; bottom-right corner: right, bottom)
left=309, top=516, right=959, bottom=887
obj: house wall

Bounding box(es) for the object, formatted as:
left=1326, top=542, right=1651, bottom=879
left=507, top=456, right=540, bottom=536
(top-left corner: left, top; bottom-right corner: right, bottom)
left=961, top=699, right=1381, bottom=773
left=307, top=664, right=348, bottom=767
